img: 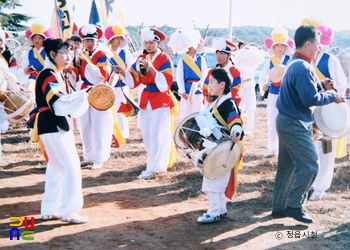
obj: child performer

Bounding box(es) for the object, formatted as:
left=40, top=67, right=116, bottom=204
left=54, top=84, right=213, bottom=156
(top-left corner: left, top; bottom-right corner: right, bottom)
left=197, top=68, right=244, bottom=224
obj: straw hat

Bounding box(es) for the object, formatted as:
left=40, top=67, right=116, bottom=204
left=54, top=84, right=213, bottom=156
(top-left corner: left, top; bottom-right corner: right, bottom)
left=300, top=18, right=334, bottom=48
left=300, top=18, right=322, bottom=28
left=25, top=23, right=51, bottom=45
left=317, top=24, right=334, bottom=46
left=264, top=27, right=294, bottom=56
left=104, top=23, right=129, bottom=47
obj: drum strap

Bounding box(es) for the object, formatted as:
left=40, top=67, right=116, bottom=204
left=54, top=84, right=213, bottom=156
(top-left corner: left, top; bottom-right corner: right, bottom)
left=46, top=66, right=68, bottom=95
left=30, top=107, right=50, bottom=162
left=112, top=50, right=127, bottom=70
left=312, top=62, right=327, bottom=81
left=270, top=55, right=282, bottom=67
left=0, top=54, right=8, bottom=67
left=83, top=51, right=93, bottom=63
left=32, top=48, right=45, bottom=67
left=183, top=55, right=201, bottom=79
left=146, top=54, right=153, bottom=67
left=213, top=100, right=227, bottom=127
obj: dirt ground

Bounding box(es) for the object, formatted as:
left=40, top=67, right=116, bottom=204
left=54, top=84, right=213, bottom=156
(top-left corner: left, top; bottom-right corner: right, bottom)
left=0, top=99, right=349, bottom=250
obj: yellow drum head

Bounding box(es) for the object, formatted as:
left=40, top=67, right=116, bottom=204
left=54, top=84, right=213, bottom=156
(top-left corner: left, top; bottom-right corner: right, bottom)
left=269, top=65, right=286, bottom=83
left=202, top=141, right=241, bottom=180
left=88, top=84, right=116, bottom=111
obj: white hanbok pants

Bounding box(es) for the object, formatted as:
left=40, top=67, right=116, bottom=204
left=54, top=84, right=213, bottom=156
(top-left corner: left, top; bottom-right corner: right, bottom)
left=140, top=102, right=170, bottom=173
left=312, top=139, right=336, bottom=192
left=267, top=93, right=279, bottom=154
left=202, top=172, right=230, bottom=216
left=78, top=106, right=113, bottom=164
left=240, top=80, right=256, bottom=132
left=40, top=129, right=83, bottom=217
left=179, top=94, right=203, bottom=122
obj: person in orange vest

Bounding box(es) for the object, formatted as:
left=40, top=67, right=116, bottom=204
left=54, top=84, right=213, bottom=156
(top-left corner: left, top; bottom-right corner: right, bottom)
left=76, top=24, right=113, bottom=170
left=115, top=27, right=174, bottom=180
left=202, top=38, right=242, bottom=107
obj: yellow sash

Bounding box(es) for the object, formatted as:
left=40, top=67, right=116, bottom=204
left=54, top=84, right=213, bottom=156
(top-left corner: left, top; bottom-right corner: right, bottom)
left=312, top=62, right=327, bottom=80
left=33, top=48, right=45, bottom=67
left=270, top=55, right=282, bottom=67
left=335, top=137, right=347, bottom=158
left=30, top=112, right=47, bottom=161
left=84, top=51, right=93, bottom=63
left=0, top=54, right=7, bottom=65
left=112, top=50, right=127, bottom=70
left=111, top=105, right=126, bottom=147
left=213, top=100, right=227, bottom=127
left=182, top=55, right=201, bottom=78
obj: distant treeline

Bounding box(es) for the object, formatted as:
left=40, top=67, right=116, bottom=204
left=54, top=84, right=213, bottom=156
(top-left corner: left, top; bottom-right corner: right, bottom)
left=126, top=25, right=350, bottom=52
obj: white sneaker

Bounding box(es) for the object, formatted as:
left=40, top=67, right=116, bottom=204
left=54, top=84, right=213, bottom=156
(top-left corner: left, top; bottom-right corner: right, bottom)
left=197, top=213, right=220, bottom=224
left=60, top=213, right=88, bottom=224
left=41, top=214, right=59, bottom=221
left=137, top=171, right=155, bottom=180
left=309, top=191, right=325, bottom=201
left=264, top=152, right=276, bottom=158
left=90, top=162, right=103, bottom=170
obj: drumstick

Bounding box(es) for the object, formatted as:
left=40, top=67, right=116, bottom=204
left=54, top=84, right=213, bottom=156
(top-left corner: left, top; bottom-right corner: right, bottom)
left=326, top=78, right=338, bottom=93
left=180, top=148, right=192, bottom=160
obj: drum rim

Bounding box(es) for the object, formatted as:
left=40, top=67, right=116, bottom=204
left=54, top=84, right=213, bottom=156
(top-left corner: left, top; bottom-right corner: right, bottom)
left=174, top=112, right=200, bottom=149
left=88, top=84, right=116, bottom=111
left=314, top=102, right=350, bottom=139
left=202, top=141, right=241, bottom=179
left=269, top=64, right=286, bottom=82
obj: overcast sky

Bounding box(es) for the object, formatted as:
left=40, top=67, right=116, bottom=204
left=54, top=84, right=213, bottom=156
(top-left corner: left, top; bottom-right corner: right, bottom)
left=10, top=0, right=350, bottom=31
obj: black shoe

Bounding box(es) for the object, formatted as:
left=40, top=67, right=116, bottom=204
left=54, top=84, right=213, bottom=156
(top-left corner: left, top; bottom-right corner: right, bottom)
left=271, top=211, right=287, bottom=219
left=284, top=206, right=313, bottom=223
left=307, top=188, right=314, bottom=200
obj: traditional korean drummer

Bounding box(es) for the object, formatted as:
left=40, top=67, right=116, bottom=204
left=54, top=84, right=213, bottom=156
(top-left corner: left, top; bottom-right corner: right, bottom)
left=76, top=24, right=114, bottom=170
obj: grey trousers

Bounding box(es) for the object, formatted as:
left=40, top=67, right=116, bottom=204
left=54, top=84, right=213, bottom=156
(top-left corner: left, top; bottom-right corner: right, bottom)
left=272, top=113, right=318, bottom=212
